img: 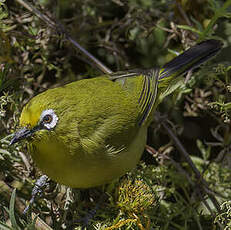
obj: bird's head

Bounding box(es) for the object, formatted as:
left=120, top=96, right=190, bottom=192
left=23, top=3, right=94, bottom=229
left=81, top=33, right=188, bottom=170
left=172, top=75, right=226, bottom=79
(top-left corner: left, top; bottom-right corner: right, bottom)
left=10, top=90, right=61, bottom=145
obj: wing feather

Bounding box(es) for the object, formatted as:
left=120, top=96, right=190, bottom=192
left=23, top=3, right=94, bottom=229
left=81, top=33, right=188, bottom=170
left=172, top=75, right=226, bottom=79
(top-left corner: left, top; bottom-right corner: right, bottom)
left=109, top=69, right=159, bottom=126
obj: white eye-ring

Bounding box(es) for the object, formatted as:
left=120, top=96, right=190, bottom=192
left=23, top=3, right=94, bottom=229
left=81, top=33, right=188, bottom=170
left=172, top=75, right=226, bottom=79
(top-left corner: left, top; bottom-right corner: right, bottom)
left=40, top=109, right=58, bottom=130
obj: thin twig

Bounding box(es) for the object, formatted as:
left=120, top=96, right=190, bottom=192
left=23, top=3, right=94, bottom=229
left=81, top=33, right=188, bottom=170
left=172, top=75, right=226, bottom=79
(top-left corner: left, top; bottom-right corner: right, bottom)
left=160, top=120, right=221, bottom=213
left=18, top=151, right=30, bottom=172
left=176, top=2, right=192, bottom=27
left=149, top=148, right=220, bottom=219
left=15, top=0, right=112, bottom=75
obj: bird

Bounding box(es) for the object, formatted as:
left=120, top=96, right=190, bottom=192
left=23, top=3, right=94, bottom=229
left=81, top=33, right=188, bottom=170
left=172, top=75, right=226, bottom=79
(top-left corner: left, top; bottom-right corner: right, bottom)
left=10, top=39, right=222, bottom=188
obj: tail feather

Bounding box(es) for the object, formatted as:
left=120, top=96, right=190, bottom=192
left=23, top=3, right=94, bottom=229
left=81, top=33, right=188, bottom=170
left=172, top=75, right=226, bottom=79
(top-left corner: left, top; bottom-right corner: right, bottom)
left=155, top=39, right=223, bottom=108
left=159, top=39, right=223, bottom=80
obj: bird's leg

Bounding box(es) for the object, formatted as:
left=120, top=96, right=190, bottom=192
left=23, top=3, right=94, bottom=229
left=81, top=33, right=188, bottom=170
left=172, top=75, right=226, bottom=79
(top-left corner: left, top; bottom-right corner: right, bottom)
left=80, top=201, right=100, bottom=229
left=23, top=175, right=49, bottom=214
left=74, top=191, right=108, bottom=229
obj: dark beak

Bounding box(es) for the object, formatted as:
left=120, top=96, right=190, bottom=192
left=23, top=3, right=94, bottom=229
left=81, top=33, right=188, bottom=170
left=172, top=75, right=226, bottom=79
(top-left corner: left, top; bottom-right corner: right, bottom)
left=10, top=127, right=34, bottom=145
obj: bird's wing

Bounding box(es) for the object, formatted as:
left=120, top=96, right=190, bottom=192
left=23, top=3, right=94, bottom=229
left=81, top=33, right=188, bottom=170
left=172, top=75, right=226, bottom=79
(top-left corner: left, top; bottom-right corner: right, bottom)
left=109, top=69, right=159, bottom=126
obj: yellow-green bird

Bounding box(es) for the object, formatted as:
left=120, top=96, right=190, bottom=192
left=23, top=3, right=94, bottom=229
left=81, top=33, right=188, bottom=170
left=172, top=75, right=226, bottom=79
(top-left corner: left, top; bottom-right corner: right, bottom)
left=10, top=40, right=222, bottom=188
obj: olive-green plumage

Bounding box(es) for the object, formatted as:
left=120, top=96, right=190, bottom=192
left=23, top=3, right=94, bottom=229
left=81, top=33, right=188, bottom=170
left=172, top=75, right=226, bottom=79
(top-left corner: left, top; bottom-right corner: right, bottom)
left=11, top=40, right=222, bottom=188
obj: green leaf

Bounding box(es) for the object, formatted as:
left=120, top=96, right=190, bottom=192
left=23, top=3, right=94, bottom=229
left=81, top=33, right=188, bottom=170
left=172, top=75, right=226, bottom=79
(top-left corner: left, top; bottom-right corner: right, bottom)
left=9, top=189, right=20, bottom=230
left=177, top=25, right=203, bottom=35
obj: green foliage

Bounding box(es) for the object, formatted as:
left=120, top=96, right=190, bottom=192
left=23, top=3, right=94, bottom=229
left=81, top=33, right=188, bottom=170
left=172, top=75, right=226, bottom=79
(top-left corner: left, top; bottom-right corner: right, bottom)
left=215, top=201, right=231, bottom=229
left=0, top=0, right=231, bottom=229
left=117, top=179, right=156, bottom=215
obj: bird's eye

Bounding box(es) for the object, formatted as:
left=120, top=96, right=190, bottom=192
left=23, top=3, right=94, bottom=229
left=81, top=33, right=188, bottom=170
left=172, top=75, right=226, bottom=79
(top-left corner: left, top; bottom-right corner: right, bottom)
left=42, top=114, right=53, bottom=124
left=40, top=109, right=58, bottom=130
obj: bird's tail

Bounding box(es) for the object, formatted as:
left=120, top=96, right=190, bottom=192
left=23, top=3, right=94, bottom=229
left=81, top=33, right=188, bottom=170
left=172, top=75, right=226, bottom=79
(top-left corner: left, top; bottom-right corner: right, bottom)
left=156, top=39, right=223, bottom=102
left=160, top=39, right=222, bottom=81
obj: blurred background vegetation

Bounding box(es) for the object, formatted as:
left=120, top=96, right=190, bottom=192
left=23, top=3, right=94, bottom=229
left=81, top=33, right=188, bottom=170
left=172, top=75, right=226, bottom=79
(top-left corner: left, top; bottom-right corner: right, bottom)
left=0, top=0, right=231, bottom=229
